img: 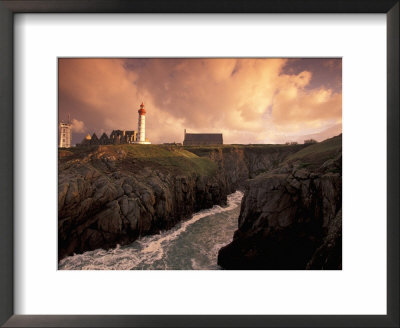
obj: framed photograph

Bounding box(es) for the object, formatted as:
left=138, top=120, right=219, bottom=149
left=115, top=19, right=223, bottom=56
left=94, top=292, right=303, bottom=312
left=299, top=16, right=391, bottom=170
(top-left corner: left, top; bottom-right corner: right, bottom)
left=57, top=57, right=343, bottom=271
left=0, top=0, right=398, bottom=327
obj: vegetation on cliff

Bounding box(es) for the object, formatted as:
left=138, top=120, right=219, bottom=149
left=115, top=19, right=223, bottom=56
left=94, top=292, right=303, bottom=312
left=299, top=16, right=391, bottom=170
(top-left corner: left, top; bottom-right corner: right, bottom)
left=60, top=144, right=218, bottom=177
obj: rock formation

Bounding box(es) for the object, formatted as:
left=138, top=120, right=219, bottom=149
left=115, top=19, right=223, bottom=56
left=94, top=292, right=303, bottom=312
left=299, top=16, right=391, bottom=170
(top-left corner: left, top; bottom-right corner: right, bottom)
left=59, top=136, right=341, bottom=270
left=218, top=135, right=342, bottom=269
left=189, top=144, right=308, bottom=192
left=58, top=145, right=229, bottom=260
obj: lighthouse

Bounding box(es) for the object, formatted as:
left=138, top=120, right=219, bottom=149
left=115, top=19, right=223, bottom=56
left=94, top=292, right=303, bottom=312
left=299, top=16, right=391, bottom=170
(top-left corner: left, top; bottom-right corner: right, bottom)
left=59, top=114, right=72, bottom=148
left=135, top=102, right=151, bottom=144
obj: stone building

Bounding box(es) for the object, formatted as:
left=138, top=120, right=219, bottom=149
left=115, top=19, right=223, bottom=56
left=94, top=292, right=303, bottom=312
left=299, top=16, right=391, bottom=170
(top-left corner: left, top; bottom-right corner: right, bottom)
left=110, top=130, right=137, bottom=144
left=99, top=133, right=110, bottom=145
left=59, top=121, right=72, bottom=148
left=90, top=133, right=99, bottom=145
left=183, top=129, right=223, bottom=146
left=78, top=134, right=92, bottom=146
left=77, top=130, right=137, bottom=146
left=76, top=102, right=151, bottom=147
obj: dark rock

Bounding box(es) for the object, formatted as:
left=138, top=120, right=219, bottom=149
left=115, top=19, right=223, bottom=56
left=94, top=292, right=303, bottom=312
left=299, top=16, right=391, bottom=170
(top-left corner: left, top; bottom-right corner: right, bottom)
left=218, top=167, right=342, bottom=270
left=58, top=140, right=340, bottom=268
left=96, top=200, right=122, bottom=234
left=58, top=147, right=232, bottom=260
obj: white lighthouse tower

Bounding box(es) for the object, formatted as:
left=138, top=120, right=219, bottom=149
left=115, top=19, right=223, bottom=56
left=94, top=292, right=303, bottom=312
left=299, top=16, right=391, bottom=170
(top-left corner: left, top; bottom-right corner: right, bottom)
left=59, top=115, right=72, bottom=148
left=135, top=102, right=151, bottom=144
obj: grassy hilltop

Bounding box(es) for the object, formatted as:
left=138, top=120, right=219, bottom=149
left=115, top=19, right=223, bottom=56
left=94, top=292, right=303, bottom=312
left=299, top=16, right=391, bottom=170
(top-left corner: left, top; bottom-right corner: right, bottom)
left=183, top=143, right=304, bottom=157
left=284, top=134, right=342, bottom=171
left=59, top=144, right=218, bottom=177
left=59, top=142, right=308, bottom=178
left=59, top=135, right=341, bottom=177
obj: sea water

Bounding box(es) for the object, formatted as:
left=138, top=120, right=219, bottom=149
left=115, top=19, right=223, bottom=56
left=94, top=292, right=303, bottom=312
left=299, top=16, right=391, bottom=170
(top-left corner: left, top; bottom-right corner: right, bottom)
left=58, top=191, right=243, bottom=270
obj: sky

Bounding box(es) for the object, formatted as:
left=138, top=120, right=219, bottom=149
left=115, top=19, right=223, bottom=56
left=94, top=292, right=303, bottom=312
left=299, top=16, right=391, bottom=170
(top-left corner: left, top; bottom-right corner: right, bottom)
left=58, top=58, right=342, bottom=145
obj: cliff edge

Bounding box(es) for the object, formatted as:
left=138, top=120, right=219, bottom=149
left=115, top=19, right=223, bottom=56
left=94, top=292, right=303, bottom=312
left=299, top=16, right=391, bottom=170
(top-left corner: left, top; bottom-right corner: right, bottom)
left=58, top=145, right=227, bottom=260
left=58, top=140, right=334, bottom=265
left=218, top=135, right=342, bottom=269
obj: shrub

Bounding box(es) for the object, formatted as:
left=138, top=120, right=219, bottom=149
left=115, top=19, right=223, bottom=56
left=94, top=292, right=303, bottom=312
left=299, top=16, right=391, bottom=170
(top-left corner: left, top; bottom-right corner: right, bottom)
left=304, top=139, right=318, bottom=144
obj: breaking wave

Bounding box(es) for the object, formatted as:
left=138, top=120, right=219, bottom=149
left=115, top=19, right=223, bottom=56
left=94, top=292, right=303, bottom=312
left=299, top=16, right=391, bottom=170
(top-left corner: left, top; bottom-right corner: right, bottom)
left=59, top=190, right=243, bottom=270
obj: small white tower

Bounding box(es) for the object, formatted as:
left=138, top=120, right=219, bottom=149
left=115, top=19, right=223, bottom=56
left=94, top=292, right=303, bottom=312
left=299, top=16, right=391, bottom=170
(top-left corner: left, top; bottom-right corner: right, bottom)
left=135, top=102, right=151, bottom=144
left=137, top=102, right=146, bottom=142
left=59, top=115, right=72, bottom=148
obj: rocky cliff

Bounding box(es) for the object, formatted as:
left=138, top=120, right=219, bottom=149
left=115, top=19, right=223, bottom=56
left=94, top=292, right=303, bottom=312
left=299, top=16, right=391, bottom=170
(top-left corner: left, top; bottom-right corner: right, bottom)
left=218, top=135, right=342, bottom=269
left=58, top=139, right=339, bottom=266
left=187, top=144, right=307, bottom=192
left=58, top=145, right=228, bottom=260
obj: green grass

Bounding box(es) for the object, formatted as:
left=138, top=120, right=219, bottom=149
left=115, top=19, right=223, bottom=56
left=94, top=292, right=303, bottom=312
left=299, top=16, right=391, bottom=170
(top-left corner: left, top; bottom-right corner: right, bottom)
left=59, top=135, right=341, bottom=177
left=119, top=145, right=217, bottom=176
left=184, top=143, right=305, bottom=157
left=60, top=144, right=217, bottom=177
left=285, top=134, right=342, bottom=168
left=119, top=144, right=198, bottom=159
left=134, top=147, right=218, bottom=176
left=287, top=134, right=342, bottom=160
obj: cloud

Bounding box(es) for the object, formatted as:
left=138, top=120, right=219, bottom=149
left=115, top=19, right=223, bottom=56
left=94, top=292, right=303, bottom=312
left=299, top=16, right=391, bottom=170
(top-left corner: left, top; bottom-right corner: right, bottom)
left=272, top=84, right=342, bottom=127
left=58, top=58, right=342, bottom=145
left=71, top=118, right=86, bottom=133
left=295, top=123, right=342, bottom=143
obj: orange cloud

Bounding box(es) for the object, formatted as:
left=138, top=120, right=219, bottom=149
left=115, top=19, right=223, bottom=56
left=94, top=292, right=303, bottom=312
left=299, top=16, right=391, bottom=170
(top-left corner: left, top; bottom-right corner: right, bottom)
left=272, top=86, right=342, bottom=126
left=58, top=58, right=342, bottom=145
left=71, top=118, right=86, bottom=133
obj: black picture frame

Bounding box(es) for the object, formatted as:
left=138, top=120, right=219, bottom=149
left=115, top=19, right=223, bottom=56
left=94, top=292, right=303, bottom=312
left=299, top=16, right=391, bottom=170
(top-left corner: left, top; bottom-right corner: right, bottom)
left=0, top=0, right=398, bottom=327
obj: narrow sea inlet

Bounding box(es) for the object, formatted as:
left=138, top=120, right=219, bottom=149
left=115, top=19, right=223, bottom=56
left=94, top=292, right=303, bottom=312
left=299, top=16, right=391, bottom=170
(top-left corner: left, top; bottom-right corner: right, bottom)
left=59, top=191, right=243, bottom=270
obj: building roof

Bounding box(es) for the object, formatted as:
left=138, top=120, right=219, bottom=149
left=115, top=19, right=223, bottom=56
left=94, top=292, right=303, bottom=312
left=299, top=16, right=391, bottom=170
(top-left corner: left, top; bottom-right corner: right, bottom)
left=184, top=133, right=223, bottom=143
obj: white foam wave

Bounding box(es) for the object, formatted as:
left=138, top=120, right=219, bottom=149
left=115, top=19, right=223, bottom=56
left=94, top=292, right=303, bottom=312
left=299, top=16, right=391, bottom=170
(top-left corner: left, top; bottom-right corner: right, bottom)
left=59, top=191, right=243, bottom=270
